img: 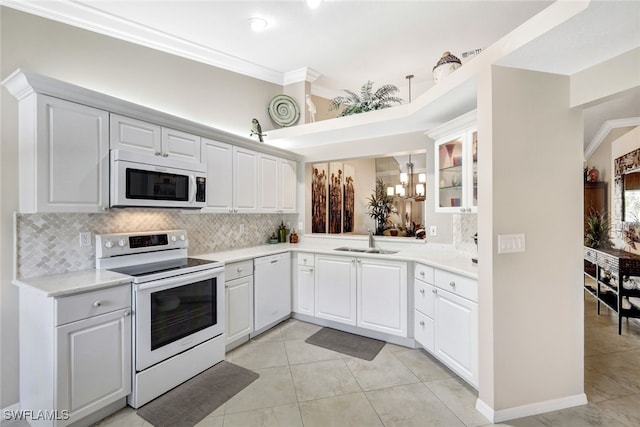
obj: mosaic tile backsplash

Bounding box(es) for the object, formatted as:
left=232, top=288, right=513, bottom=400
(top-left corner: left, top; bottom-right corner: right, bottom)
left=453, top=213, right=478, bottom=255
left=16, top=209, right=298, bottom=278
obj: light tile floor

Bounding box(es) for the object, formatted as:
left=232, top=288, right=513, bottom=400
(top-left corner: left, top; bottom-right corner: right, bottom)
left=4, top=294, right=640, bottom=427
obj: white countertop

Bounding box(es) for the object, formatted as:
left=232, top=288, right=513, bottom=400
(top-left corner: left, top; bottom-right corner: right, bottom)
left=194, top=240, right=478, bottom=279
left=13, top=269, right=132, bottom=298
left=13, top=238, right=477, bottom=298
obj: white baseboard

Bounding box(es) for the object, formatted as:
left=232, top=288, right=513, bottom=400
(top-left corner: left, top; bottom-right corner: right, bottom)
left=476, top=393, right=588, bottom=423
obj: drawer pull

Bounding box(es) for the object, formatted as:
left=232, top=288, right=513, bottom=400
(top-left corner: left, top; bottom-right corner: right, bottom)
left=419, top=271, right=425, bottom=276
left=93, top=300, right=102, bottom=307
left=271, top=259, right=278, bottom=264
left=237, top=267, right=243, bottom=272
left=449, top=281, right=456, bottom=287
left=419, top=321, right=425, bottom=326
left=419, top=289, right=425, bottom=294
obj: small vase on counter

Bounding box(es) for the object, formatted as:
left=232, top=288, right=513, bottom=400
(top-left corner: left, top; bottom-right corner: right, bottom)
left=277, top=222, right=288, bottom=243
left=289, top=229, right=299, bottom=243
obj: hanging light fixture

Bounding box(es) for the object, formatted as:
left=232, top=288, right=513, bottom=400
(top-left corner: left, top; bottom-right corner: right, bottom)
left=395, top=154, right=426, bottom=201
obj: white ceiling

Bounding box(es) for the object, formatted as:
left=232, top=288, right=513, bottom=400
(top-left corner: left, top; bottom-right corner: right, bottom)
left=3, top=0, right=639, bottom=150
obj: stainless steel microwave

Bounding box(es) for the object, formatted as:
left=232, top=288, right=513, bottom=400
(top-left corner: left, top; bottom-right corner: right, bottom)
left=110, top=150, right=207, bottom=209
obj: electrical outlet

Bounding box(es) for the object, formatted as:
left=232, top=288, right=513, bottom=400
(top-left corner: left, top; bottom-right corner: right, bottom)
left=286, top=221, right=291, bottom=230
left=79, top=231, right=92, bottom=247
left=429, top=226, right=437, bottom=236
left=239, top=224, right=245, bottom=234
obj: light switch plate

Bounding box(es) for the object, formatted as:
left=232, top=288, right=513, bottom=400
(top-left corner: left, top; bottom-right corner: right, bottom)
left=498, top=233, right=526, bottom=254
left=429, top=226, right=437, bottom=236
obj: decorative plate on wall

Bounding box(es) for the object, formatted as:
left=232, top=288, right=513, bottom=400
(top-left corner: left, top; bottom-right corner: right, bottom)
left=268, top=94, right=300, bottom=127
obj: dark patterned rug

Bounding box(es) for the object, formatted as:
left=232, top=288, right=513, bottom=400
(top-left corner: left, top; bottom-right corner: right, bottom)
left=136, top=361, right=258, bottom=427
left=305, top=327, right=385, bottom=361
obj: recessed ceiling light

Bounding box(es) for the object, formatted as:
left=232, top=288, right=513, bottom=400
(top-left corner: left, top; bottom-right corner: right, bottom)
left=249, top=17, right=268, bottom=32
left=306, top=0, right=322, bottom=9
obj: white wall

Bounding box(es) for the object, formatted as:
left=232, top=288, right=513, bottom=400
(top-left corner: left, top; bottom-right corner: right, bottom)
left=0, top=6, right=283, bottom=407
left=477, top=66, right=584, bottom=418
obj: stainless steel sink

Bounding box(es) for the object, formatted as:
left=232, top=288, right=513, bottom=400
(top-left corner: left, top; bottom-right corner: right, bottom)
left=334, top=247, right=398, bottom=254
left=364, top=249, right=398, bottom=254
left=334, top=247, right=366, bottom=252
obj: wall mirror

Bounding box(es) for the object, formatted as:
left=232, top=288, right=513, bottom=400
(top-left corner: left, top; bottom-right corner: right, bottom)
left=306, top=151, right=426, bottom=237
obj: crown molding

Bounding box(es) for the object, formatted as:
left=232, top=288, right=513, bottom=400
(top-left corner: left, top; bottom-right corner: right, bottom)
left=584, top=117, right=640, bottom=159
left=1, top=0, right=286, bottom=85
left=283, top=67, right=321, bottom=86
left=310, top=84, right=342, bottom=100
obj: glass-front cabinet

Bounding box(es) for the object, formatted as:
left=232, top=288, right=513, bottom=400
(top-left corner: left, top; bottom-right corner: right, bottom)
left=429, top=111, right=477, bottom=213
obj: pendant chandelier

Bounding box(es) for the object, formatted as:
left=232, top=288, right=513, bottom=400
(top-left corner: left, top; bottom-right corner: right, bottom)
left=386, top=154, right=426, bottom=201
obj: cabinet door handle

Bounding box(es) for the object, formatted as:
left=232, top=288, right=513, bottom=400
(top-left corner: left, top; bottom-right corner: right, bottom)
left=352, top=259, right=356, bottom=264
left=432, top=289, right=437, bottom=294
left=163, top=153, right=169, bottom=157
left=419, top=321, right=425, bottom=326
left=123, top=310, right=131, bottom=317
left=357, top=259, right=361, bottom=263
left=154, top=152, right=162, bottom=156
left=466, top=208, right=472, bottom=212
left=449, top=281, right=456, bottom=287
left=460, top=208, right=465, bottom=213
left=237, top=267, right=243, bottom=272
left=419, top=289, right=425, bottom=294
left=93, top=300, right=102, bottom=307
left=419, top=271, right=425, bottom=276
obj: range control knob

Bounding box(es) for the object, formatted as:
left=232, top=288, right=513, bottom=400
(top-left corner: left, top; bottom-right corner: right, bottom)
left=104, top=241, right=114, bottom=249
left=179, top=235, right=186, bottom=241
left=171, top=235, right=177, bottom=242
left=118, top=239, right=126, bottom=247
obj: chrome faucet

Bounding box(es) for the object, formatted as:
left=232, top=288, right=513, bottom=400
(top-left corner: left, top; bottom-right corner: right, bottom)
left=368, top=229, right=375, bottom=249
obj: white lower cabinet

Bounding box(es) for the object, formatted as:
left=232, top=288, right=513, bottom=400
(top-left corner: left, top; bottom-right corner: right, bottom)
left=294, top=254, right=315, bottom=316
left=357, top=258, right=407, bottom=336
left=314, top=254, right=407, bottom=337
left=314, top=255, right=357, bottom=326
left=433, top=287, right=478, bottom=387
left=225, top=260, right=254, bottom=350
left=414, top=263, right=478, bottom=388
left=19, top=284, right=131, bottom=427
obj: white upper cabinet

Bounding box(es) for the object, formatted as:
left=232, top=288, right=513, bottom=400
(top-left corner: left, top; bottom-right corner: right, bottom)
left=18, top=94, right=109, bottom=213
left=428, top=110, right=477, bottom=213
left=201, top=138, right=234, bottom=212
left=233, top=146, right=259, bottom=213
left=202, top=138, right=296, bottom=214
left=258, top=154, right=298, bottom=213
left=109, top=114, right=160, bottom=155
left=201, top=139, right=258, bottom=213
left=110, top=114, right=201, bottom=162
left=161, top=127, right=201, bottom=162
left=258, top=153, right=279, bottom=212
left=279, top=158, right=297, bottom=213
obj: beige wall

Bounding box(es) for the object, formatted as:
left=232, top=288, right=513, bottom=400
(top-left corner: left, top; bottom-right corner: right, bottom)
left=0, top=6, right=284, bottom=407
left=478, top=66, right=584, bottom=413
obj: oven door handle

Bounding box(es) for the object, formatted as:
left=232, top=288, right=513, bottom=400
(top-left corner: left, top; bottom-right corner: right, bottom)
left=135, top=267, right=224, bottom=292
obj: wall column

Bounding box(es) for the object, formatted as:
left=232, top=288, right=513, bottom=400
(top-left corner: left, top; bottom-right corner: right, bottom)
left=476, top=65, right=585, bottom=422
